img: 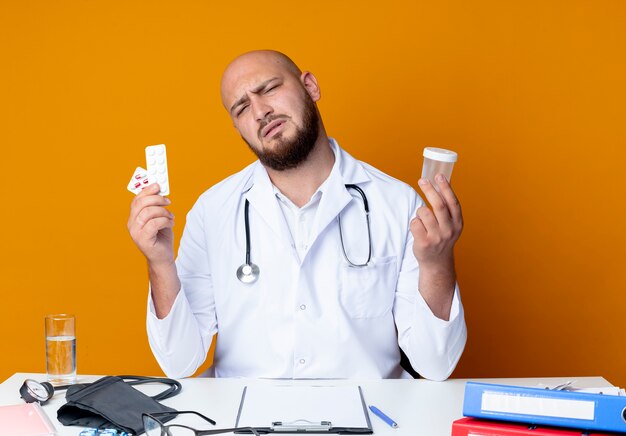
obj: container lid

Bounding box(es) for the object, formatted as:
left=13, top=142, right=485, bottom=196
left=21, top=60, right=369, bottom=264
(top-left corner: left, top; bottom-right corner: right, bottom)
left=423, top=147, right=458, bottom=163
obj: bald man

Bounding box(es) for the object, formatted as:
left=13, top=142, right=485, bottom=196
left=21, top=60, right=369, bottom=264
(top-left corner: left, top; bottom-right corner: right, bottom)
left=128, top=50, right=467, bottom=380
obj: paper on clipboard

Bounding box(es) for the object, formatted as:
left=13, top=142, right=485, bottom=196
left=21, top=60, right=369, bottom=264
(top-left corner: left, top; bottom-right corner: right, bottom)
left=235, top=385, right=371, bottom=431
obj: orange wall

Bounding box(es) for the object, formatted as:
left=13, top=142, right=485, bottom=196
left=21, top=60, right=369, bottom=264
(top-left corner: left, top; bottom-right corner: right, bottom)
left=1, top=1, right=624, bottom=386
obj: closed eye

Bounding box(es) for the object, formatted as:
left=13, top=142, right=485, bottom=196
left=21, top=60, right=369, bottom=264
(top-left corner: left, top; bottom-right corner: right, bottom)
left=236, top=105, right=249, bottom=117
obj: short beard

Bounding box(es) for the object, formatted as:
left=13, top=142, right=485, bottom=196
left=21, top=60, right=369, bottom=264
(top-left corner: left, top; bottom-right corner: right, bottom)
left=243, top=94, right=320, bottom=171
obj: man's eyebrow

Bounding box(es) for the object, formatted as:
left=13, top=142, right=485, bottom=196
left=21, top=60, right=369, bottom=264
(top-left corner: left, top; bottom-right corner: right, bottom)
left=229, top=77, right=280, bottom=114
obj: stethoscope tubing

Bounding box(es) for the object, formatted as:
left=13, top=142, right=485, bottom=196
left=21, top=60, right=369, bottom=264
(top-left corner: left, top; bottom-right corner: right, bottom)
left=244, top=199, right=252, bottom=266
left=339, top=184, right=372, bottom=267
left=237, top=184, right=372, bottom=283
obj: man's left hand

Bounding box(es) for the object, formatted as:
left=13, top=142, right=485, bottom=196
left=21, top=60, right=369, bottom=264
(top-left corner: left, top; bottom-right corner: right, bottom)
left=410, top=174, right=463, bottom=268
left=409, top=174, right=463, bottom=320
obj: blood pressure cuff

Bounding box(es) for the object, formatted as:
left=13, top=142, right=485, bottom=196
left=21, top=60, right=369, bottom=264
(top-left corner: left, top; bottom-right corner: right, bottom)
left=57, top=375, right=181, bottom=435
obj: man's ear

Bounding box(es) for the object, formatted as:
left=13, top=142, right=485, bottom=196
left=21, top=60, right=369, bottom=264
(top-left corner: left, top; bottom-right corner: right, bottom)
left=301, top=71, right=321, bottom=102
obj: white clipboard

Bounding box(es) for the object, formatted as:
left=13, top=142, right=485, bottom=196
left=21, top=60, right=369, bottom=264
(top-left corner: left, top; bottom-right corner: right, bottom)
left=234, top=385, right=373, bottom=434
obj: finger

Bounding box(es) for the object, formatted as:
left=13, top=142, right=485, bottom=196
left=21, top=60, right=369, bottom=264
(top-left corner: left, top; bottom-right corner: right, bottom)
left=418, top=178, right=453, bottom=231
left=140, top=217, right=175, bottom=240
left=149, top=217, right=175, bottom=232
left=137, top=183, right=161, bottom=198
left=129, top=191, right=171, bottom=224
left=136, top=206, right=175, bottom=228
left=130, top=183, right=163, bottom=214
left=410, top=215, right=427, bottom=242
left=434, top=174, right=463, bottom=228
left=415, top=206, right=440, bottom=237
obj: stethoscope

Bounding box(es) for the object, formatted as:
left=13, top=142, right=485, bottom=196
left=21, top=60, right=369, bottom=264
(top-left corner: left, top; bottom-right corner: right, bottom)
left=236, top=184, right=372, bottom=283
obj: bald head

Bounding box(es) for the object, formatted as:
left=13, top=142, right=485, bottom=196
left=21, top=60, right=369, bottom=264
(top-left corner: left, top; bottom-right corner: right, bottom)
left=220, top=50, right=303, bottom=110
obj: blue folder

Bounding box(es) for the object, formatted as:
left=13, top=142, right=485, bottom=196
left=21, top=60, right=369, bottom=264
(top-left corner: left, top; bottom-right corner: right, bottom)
left=463, top=382, right=626, bottom=433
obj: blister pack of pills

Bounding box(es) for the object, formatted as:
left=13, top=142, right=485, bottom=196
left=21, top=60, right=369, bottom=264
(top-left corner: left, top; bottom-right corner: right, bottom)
left=127, top=144, right=169, bottom=196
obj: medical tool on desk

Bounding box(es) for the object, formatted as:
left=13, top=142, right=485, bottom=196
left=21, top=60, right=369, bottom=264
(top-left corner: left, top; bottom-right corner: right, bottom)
left=19, top=376, right=182, bottom=434
left=20, top=376, right=181, bottom=405
left=20, top=378, right=58, bottom=405
left=237, top=184, right=372, bottom=283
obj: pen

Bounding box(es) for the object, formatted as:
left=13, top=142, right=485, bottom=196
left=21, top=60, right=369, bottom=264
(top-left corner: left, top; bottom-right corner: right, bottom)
left=368, top=405, right=398, bottom=428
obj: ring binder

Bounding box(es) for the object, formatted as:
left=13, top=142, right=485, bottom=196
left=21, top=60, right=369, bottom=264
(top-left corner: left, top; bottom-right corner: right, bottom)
left=463, top=382, right=626, bottom=433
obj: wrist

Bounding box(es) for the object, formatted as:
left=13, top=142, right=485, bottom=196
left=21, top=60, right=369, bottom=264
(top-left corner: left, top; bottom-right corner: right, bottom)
left=148, top=260, right=180, bottom=293
left=418, top=254, right=455, bottom=276
left=148, top=260, right=180, bottom=319
left=417, top=255, right=456, bottom=321
left=148, top=259, right=176, bottom=275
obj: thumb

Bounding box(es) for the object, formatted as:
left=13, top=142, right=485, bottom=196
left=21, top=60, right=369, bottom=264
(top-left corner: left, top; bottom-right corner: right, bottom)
left=410, top=216, right=426, bottom=241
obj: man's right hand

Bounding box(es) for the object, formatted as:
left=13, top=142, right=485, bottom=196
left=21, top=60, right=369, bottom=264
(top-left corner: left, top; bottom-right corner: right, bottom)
left=127, top=183, right=175, bottom=266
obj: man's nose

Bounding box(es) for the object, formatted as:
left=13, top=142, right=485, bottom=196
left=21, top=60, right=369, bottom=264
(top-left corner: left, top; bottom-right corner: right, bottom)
left=252, top=99, right=273, bottom=121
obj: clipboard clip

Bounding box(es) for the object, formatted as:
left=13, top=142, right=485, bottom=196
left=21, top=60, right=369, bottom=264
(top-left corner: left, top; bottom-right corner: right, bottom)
left=271, top=419, right=332, bottom=432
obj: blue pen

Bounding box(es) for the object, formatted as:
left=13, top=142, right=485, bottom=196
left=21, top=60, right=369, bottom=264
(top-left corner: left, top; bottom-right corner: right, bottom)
left=368, top=405, right=398, bottom=428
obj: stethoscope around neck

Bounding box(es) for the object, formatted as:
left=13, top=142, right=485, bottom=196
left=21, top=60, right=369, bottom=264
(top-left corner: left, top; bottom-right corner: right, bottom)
left=236, top=184, right=372, bottom=284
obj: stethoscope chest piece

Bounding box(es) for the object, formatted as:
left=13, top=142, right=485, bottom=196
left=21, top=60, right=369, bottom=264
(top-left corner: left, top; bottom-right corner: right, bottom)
left=237, top=262, right=260, bottom=284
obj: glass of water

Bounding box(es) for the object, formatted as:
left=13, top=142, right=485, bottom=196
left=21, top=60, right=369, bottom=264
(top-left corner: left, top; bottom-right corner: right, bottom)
left=45, top=314, right=76, bottom=385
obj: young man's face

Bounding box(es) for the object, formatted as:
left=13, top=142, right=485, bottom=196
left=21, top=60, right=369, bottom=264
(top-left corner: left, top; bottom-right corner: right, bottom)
left=221, top=54, right=320, bottom=171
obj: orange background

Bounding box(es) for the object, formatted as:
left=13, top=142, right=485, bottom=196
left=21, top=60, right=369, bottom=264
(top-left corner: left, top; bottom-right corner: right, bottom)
left=1, top=1, right=624, bottom=386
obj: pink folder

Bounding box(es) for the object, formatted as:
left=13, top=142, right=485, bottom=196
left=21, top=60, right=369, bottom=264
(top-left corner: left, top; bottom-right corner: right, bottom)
left=0, top=402, right=57, bottom=435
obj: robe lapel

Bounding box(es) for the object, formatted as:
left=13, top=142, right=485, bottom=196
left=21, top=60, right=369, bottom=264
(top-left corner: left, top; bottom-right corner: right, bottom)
left=305, top=140, right=371, bottom=261
left=243, top=163, right=295, bottom=252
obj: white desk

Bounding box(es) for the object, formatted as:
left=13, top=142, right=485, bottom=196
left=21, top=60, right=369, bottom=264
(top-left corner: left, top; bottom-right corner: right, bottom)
left=0, top=373, right=612, bottom=436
